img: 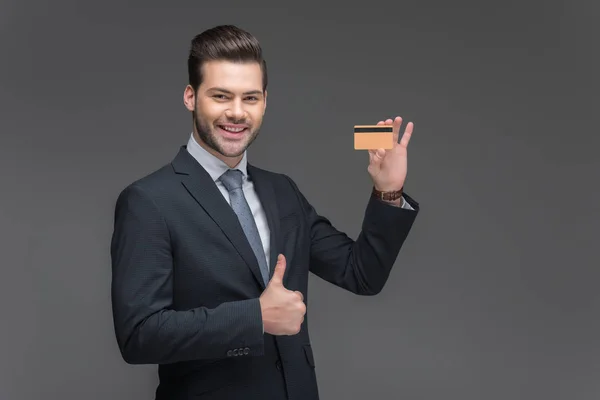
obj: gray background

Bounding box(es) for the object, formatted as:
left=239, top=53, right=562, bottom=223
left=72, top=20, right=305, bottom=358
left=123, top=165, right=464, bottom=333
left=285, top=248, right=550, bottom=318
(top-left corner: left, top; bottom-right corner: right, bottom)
left=1, top=1, right=597, bottom=399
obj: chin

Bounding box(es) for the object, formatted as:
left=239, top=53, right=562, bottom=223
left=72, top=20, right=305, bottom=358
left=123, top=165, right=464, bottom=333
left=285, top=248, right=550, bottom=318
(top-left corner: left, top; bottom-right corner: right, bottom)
left=218, top=131, right=258, bottom=153
left=218, top=146, right=247, bottom=158
left=214, top=138, right=251, bottom=157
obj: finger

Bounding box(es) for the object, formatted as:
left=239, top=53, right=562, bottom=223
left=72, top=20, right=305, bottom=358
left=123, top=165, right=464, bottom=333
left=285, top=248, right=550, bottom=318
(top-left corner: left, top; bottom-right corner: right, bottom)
left=371, top=121, right=384, bottom=158
left=269, top=254, right=286, bottom=285
left=392, top=116, right=402, bottom=144
left=399, top=122, right=414, bottom=148
left=372, top=120, right=391, bottom=157
left=294, top=290, right=304, bottom=302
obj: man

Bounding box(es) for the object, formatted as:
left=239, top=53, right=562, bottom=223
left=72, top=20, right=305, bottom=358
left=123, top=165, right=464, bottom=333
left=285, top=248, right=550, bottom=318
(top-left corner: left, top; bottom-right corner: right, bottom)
left=110, top=25, right=419, bottom=400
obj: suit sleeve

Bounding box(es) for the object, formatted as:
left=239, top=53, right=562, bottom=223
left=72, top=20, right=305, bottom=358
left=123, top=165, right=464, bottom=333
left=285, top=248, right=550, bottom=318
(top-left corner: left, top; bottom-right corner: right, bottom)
left=110, top=183, right=264, bottom=365
left=285, top=176, right=419, bottom=295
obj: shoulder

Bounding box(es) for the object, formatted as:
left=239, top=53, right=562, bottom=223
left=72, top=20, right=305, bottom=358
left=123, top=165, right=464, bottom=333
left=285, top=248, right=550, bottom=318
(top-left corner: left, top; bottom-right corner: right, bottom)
left=113, top=163, right=176, bottom=208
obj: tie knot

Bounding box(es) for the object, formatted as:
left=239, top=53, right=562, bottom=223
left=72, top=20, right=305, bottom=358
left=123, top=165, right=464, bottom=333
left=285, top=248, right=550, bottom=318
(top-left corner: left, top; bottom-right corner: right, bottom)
left=219, top=169, right=244, bottom=191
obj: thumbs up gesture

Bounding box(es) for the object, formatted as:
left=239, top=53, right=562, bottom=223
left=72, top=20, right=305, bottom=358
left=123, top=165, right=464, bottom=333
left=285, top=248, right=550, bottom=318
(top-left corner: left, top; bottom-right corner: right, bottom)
left=259, top=254, right=306, bottom=336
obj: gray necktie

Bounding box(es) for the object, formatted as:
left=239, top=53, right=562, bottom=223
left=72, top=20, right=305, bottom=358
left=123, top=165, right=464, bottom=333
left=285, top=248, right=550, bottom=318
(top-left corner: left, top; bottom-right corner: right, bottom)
left=219, top=169, right=269, bottom=285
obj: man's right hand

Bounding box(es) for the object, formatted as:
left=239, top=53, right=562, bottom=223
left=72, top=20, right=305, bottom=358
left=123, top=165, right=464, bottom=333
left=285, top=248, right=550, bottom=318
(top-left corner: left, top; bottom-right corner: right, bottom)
left=259, top=254, right=306, bottom=335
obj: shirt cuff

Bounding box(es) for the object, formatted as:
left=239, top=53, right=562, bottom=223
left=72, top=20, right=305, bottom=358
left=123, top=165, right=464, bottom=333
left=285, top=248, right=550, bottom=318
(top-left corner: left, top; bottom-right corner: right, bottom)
left=401, top=196, right=414, bottom=210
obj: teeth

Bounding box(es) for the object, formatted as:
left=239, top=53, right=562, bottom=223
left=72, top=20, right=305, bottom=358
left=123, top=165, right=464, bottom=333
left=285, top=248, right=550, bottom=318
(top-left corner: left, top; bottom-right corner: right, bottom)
left=221, top=126, right=245, bottom=133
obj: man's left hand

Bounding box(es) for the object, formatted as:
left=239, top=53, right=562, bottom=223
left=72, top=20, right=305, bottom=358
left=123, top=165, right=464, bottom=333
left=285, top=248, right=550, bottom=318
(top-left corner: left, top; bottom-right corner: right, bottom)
left=367, top=116, right=414, bottom=192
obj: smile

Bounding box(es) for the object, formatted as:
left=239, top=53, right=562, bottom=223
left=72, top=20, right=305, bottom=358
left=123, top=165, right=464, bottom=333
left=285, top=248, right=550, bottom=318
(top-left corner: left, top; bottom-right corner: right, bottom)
left=220, top=126, right=245, bottom=132
left=217, top=124, right=249, bottom=138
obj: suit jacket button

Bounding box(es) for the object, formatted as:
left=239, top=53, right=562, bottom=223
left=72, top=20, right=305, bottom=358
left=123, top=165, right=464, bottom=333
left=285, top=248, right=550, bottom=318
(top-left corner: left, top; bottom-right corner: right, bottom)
left=276, top=360, right=282, bottom=370
left=233, top=349, right=238, bottom=356
left=244, top=347, right=250, bottom=355
left=227, top=350, right=233, bottom=357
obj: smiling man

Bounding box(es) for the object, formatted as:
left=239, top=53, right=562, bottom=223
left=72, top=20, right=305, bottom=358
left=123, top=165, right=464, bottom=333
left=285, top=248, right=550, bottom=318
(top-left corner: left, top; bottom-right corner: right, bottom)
left=110, top=25, right=419, bottom=400
left=187, top=57, right=266, bottom=164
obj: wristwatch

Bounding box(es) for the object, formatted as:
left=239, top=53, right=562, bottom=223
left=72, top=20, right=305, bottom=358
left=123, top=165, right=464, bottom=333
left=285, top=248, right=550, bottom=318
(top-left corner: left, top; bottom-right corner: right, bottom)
left=372, top=186, right=404, bottom=201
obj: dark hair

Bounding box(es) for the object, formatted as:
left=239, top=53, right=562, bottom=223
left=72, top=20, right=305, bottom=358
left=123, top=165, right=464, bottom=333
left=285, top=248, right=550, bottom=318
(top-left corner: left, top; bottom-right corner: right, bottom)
left=187, top=25, right=268, bottom=92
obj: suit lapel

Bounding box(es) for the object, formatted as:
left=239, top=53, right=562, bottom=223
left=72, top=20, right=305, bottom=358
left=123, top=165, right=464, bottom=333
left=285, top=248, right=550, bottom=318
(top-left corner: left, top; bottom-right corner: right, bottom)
left=171, top=146, right=266, bottom=289
left=247, top=164, right=281, bottom=282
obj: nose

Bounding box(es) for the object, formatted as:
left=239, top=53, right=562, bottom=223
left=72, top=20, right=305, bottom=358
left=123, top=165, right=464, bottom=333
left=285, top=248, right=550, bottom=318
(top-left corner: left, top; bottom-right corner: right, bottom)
left=225, top=99, right=247, bottom=121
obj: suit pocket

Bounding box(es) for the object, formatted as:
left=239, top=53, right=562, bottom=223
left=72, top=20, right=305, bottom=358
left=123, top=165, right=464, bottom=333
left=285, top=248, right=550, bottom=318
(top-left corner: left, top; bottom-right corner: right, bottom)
left=303, top=344, right=315, bottom=368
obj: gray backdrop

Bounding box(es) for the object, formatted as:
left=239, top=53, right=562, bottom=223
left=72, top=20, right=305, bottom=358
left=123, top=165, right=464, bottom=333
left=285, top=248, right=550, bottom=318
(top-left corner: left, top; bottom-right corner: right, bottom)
left=1, top=1, right=597, bottom=399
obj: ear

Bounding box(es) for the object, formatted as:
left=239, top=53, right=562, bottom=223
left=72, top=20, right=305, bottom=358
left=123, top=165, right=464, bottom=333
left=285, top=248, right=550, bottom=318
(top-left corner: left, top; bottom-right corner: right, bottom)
left=263, top=89, right=268, bottom=113
left=183, top=85, right=195, bottom=112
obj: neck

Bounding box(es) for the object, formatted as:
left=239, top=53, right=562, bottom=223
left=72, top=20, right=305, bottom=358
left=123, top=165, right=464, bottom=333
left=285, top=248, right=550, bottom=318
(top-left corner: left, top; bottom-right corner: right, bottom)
left=193, top=131, right=243, bottom=169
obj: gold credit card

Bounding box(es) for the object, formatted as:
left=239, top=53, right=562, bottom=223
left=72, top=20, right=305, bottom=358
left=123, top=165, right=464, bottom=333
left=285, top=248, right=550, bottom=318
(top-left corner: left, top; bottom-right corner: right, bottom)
left=354, top=125, right=394, bottom=150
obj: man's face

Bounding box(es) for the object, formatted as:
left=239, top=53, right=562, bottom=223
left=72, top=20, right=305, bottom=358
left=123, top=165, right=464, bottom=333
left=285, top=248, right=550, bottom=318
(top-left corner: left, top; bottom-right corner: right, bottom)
left=184, top=60, right=267, bottom=163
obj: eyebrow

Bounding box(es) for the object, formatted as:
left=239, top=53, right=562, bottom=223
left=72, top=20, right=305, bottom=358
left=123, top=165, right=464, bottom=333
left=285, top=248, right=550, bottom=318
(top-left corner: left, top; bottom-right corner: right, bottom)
left=207, top=87, right=263, bottom=95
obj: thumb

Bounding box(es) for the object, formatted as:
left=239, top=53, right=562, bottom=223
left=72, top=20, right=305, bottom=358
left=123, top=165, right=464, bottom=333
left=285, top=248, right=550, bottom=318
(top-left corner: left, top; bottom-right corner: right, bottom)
left=269, top=254, right=286, bottom=285
left=369, top=148, right=386, bottom=169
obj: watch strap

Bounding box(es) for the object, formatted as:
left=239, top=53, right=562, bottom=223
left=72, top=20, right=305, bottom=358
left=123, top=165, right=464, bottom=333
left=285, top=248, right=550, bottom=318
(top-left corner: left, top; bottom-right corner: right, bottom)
left=372, top=186, right=404, bottom=201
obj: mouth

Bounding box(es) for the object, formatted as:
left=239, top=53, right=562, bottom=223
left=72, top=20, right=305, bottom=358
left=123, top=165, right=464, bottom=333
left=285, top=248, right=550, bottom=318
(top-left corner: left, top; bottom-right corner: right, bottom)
left=216, top=124, right=249, bottom=139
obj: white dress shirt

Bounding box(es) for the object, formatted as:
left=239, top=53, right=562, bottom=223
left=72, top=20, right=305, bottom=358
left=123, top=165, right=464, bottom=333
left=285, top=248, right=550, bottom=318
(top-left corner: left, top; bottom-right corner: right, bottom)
left=185, top=132, right=414, bottom=271
left=186, top=133, right=272, bottom=268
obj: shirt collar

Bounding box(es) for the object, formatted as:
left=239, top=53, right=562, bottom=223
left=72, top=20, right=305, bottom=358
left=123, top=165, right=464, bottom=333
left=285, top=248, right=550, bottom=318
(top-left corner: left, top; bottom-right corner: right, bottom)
left=186, top=132, right=248, bottom=182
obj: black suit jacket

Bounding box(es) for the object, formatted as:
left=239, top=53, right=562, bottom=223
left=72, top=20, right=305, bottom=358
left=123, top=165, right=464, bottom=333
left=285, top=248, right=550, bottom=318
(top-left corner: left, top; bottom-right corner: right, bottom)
left=110, top=146, right=419, bottom=400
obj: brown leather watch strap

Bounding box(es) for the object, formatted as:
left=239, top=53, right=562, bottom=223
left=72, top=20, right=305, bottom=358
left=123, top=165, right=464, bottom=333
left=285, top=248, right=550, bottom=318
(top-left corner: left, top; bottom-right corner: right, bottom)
left=372, top=186, right=403, bottom=201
